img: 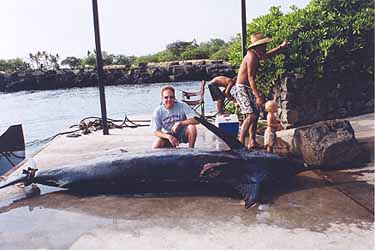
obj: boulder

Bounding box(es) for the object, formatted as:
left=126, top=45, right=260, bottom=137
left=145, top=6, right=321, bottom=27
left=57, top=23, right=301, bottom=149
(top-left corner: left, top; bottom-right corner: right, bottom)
left=292, top=120, right=361, bottom=167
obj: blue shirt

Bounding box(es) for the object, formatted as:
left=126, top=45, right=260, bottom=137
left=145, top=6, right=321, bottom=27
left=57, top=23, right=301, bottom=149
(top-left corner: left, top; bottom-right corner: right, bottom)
left=151, top=100, right=195, bottom=133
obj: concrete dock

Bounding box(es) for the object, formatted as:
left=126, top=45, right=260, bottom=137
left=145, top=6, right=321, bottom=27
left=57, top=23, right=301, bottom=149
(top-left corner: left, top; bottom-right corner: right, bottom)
left=0, top=113, right=373, bottom=250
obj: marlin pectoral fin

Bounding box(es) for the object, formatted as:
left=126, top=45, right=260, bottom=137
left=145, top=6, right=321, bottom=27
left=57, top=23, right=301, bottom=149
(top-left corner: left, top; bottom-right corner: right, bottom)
left=194, top=116, right=245, bottom=150
left=200, top=162, right=230, bottom=177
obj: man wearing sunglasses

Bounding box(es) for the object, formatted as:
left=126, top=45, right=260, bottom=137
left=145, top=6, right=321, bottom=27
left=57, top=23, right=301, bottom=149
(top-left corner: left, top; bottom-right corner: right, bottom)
left=152, top=86, right=199, bottom=148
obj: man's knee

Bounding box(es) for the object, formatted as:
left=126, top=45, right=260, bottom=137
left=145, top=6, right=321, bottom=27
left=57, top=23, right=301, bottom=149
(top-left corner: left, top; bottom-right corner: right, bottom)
left=186, top=124, right=197, bottom=137
left=152, top=138, right=171, bottom=149
left=152, top=138, right=162, bottom=149
left=184, top=125, right=197, bottom=145
left=246, top=113, right=258, bottom=122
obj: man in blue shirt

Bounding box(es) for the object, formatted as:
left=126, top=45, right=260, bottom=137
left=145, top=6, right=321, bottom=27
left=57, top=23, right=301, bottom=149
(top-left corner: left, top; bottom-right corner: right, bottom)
left=151, top=86, right=199, bottom=148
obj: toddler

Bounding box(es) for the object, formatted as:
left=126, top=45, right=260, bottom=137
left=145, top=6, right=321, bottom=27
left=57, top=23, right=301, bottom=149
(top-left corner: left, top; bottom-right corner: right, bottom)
left=264, top=100, right=282, bottom=153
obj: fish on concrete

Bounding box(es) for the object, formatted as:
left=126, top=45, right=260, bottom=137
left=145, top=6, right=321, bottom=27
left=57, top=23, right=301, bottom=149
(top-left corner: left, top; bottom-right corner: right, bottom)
left=0, top=117, right=311, bottom=208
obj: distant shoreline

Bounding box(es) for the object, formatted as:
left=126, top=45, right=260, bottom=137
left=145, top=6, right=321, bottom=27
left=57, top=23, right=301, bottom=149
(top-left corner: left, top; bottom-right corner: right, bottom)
left=0, top=60, right=236, bottom=93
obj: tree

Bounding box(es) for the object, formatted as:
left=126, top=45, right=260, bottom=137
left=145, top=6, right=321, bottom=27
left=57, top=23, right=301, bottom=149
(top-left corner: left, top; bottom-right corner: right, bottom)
left=101, top=51, right=114, bottom=66
left=166, top=40, right=197, bottom=57
left=181, top=47, right=209, bottom=60
left=81, top=50, right=116, bottom=67
left=209, top=48, right=229, bottom=61
left=81, top=50, right=96, bottom=67
left=156, top=50, right=178, bottom=62
left=61, top=56, right=82, bottom=69
left=0, top=58, right=29, bottom=72
left=113, top=55, right=136, bottom=65
left=28, top=51, right=60, bottom=70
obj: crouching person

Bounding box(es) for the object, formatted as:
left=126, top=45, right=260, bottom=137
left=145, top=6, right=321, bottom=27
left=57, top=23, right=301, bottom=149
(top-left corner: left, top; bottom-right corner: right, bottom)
left=152, top=86, right=199, bottom=149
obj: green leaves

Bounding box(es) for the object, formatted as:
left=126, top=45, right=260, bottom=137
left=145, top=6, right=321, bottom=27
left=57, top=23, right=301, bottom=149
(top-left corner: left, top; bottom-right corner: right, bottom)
left=0, top=58, right=29, bottom=72
left=228, top=0, right=374, bottom=95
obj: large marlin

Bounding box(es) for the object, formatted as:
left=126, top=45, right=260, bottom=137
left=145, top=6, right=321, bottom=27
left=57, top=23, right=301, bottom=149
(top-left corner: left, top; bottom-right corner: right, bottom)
left=0, top=117, right=313, bottom=208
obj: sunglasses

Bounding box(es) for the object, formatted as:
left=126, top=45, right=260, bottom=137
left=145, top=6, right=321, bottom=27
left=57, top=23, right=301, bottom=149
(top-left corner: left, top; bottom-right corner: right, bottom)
left=163, top=96, right=175, bottom=99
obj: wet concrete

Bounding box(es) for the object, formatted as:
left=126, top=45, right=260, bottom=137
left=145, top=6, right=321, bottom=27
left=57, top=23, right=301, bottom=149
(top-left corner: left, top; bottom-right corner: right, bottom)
left=0, top=113, right=373, bottom=250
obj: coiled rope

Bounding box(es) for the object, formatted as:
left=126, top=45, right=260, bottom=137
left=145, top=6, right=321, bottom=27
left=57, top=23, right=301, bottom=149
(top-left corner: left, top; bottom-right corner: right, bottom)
left=58, top=115, right=151, bottom=138
left=1, top=116, right=150, bottom=167
left=24, top=115, right=151, bottom=148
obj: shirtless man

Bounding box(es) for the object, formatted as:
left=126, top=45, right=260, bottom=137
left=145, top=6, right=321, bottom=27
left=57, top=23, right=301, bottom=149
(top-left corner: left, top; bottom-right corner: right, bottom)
left=206, top=76, right=236, bottom=115
left=232, top=32, right=288, bottom=149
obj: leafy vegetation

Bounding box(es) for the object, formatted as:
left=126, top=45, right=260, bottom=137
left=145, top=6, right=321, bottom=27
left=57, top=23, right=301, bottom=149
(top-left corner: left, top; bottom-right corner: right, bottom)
left=0, top=58, right=29, bottom=72
left=28, top=51, right=60, bottom=70
left=133, top=39, right=232, bottom=65
left=1, top=0, right=373, bottom=80
left=61, top=56, right=82, bottom=69
left=228, top=0, right=374, bottom=95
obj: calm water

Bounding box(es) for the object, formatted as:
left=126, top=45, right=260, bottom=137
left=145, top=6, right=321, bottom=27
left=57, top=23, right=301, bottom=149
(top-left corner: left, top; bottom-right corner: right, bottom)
left=0, top=81, right=216, bottom=154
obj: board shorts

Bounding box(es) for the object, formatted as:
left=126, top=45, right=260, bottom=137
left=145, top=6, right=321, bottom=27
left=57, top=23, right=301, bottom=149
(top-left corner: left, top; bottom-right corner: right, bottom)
left=264, top=128, right=276, bottom=146
left=164, top=125, right=189, bottom=145
left=231, top=84, right=259, bottom=116
left=208, top=82, right=225, bottom=101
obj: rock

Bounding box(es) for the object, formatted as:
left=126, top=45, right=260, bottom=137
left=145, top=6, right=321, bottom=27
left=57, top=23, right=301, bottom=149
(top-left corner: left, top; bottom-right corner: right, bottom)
left=280, top=109, right=299, bottom=124
left=0, top=61, right=236, bottom=93
left=292, top=120, right=361, bottom=167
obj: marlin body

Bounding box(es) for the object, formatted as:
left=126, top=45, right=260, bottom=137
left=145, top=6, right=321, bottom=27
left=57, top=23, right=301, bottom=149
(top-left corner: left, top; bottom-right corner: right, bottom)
left=0, top=117, right=309, bottom=208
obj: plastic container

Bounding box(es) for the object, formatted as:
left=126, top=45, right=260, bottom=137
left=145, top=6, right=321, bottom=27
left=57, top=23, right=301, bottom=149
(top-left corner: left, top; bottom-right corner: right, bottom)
left=215, top=114, right=239, bottom=137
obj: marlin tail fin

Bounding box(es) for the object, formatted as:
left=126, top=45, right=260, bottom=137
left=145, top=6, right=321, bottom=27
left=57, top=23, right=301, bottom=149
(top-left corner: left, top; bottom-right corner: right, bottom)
left=0, top=168, right=37, bottom=189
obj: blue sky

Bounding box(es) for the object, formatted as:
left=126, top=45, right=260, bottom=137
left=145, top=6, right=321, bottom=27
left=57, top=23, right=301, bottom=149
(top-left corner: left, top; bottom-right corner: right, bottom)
left=0, top=0, right=310, bottom=60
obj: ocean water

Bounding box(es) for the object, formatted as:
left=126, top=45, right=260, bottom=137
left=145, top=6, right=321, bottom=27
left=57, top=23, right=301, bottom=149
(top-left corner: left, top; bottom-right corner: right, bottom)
left=0, top=81, right=216, bottom=155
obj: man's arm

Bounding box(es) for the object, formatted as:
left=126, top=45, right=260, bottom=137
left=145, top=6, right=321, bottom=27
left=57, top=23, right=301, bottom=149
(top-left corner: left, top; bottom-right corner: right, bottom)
left=265, top=40, right=289, bottom=59
left=224, top=79, right=235, bottom=99
left=247, top=53, right=264, bottom=108
left=181, top=117, right=199, bottom=126
left=171, top=117, right=198, bottom=134
left=154, top=130, right=179, bottom=147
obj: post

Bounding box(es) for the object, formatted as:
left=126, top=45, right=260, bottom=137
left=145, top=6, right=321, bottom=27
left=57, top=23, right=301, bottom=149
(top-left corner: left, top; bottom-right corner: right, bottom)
left=241, top=0, right=247, bottom=58
left=92, top=0, right=109, bottom=135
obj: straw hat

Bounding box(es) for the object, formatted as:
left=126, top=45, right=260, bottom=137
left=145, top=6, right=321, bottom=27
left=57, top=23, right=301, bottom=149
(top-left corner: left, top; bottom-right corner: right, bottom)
left=248, top=32, right=272, bottom=49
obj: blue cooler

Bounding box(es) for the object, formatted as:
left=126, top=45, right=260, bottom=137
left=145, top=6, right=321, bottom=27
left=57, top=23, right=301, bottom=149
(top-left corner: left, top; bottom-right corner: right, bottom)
left=215, top=114, right=239, bottom=137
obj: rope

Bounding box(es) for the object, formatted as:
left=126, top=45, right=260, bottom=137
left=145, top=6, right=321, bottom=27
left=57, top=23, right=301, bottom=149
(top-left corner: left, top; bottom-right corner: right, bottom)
left=0, top=152, right=17, bottom=167
left=66, top=115, right=151, bottom=136
left=0, top=151, right=25, bottom=167
left=22, top=116, right=151, bottom=150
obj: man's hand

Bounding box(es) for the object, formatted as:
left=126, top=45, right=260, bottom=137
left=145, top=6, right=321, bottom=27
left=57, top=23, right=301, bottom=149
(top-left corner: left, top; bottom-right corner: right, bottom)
left=224, top=90, right=235, bottom=101
left=224, top=90, right=231, bottom=98
left=167, top=134, right=179, bottom=147
left=277, top=122, right=284, bottom=131
left=255, top=96, right=265, bottom=110
left=171, top=121, right=182, bottom=134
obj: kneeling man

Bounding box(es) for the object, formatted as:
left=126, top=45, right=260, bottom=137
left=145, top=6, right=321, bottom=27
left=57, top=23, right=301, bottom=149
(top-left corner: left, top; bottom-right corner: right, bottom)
left=152, top=86, right=199, bottom=149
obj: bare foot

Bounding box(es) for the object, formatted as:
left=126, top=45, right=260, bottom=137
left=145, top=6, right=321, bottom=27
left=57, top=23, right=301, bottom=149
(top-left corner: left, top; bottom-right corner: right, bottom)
left=247, top=142, right=263, bottom=150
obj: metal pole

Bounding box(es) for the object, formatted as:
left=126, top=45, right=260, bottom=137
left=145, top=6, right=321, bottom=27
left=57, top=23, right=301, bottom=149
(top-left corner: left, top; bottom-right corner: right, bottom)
left=241, top=0, right=247, bottom=58
left=92, top=0, right=109, bottom=135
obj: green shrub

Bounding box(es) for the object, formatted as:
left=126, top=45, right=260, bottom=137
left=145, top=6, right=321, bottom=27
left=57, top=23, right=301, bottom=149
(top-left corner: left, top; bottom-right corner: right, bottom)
left=0, top=58, right=29, bottom=72
left=228, top=0, right=374, bottom=95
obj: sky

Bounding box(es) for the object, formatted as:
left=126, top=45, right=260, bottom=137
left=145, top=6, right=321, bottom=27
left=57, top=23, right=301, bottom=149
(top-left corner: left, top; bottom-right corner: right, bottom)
left=0, top=0, right=310, bottom=60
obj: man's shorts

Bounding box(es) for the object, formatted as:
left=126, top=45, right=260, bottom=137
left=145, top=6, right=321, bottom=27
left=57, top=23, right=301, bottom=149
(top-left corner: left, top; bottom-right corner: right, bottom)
left=264, top=128, right=276, bottom=146
left=165, top=126, right=188, bottom=144
left=208, top=83, right=225, bottom=101
left=231, top=84, right=259, bottom=116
